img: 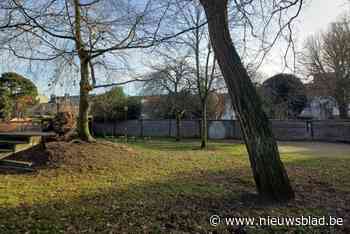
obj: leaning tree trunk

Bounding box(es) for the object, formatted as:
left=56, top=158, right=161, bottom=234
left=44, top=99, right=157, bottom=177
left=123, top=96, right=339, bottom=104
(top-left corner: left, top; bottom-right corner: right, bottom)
left=77, top=58, right=94, bottom=142
left=200, top=100, right=208, bottom=149
left=200, top=0, right=294, bottom=202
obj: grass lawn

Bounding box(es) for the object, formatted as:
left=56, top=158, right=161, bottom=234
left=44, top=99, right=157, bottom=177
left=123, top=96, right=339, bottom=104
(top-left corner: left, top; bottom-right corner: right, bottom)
left=0, top=138, right=349, bottom=233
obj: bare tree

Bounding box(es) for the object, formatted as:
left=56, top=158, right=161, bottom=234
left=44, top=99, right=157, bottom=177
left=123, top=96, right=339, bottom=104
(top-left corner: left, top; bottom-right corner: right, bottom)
left=175, top=1, right=224, bottom=149
left=144, top=55, right=193, bottom=141
left=1, top=0, right=206, bottom=141
left=302, top=17, right=350, bottom=119
left=198, top=0, right=304, bottom=201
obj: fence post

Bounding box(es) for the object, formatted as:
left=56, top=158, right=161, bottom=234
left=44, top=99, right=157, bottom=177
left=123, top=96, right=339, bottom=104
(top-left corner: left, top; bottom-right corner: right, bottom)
left=306, top=120, right=314, bottom=140
left=140, top=119, right=144, bottom=138
left=306, top=120, right=309, bottom=139
left=207, top=119, right=210, bottom=140
left=113, top=121, right=117, bottom=137
left=232, top=120, right=235, bottom=139
left=168, top=119, right=172, bottom=137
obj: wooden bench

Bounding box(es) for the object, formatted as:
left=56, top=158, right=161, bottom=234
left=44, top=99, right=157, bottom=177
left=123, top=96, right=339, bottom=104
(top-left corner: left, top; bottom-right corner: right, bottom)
left=0, top=131, right=56, bottom=171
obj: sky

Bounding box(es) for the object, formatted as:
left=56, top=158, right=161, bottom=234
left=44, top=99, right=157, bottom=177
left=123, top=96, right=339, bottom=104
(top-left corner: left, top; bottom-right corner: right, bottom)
left=0, top=0, right=347, bottom=97
left=122, top=0, right=349, bottom=94
left=261, top=0, right=347, bottom=77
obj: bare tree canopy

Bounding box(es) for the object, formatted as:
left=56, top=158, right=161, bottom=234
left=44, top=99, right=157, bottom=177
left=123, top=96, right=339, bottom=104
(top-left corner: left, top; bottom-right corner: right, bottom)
left=0, top=0, right=207, bottom=141
left=173, top=0, right=223, bottom=148
left=302, top=15, right=350, bottom=118
left=143, top=54, right=193, bottom=141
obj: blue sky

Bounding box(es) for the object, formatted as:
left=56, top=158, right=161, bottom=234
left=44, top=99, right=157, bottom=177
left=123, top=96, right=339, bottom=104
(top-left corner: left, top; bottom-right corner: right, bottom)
left=261, top=0, right=347, bottom=76
left=0, top=0, right=347, bottom=97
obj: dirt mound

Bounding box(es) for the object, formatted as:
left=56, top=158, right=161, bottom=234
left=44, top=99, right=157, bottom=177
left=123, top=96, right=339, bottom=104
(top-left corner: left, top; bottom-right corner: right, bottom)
left=7, top=140, right=135, bottom=170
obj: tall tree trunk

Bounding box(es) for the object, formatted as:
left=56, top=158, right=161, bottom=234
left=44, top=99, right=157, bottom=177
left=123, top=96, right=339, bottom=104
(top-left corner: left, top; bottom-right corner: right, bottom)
left=200, top=100, right=208, bottom=149
left=74, top=0, right=94, bottom=142
left=78, top=58, right=94, bottom=142
left=199, top=0, right=294, bottom=202
left=175, top=112, right=181, bottom=141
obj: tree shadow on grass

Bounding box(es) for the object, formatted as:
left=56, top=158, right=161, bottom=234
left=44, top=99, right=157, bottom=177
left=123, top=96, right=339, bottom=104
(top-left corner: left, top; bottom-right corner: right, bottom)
left=0, top=167, right=348, bottom=234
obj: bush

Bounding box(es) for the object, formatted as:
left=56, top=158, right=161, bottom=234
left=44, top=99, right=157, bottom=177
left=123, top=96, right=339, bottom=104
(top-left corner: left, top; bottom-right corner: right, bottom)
left=262, top=73, right=307, bottom=119
left=91, top=87, right=141, bottom=122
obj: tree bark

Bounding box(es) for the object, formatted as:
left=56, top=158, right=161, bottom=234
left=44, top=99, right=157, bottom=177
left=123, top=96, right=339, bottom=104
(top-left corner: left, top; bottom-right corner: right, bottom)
left=74, top=0, right=94, bottom=142
left=78, top=58, right=94, bottom=142
left=199, top=0, right=294, bottom=202
left=200, top=100, right=208, bottom=149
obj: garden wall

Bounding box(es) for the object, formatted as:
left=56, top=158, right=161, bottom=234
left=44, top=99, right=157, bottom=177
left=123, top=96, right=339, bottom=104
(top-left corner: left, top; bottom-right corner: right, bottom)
left=312, top=121, right=350, bottom=142
left=92, top=119, right=350, bottom=143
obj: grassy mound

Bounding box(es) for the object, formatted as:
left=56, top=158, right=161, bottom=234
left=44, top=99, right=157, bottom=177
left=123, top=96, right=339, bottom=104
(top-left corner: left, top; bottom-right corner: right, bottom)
left=6, top=140, right=136, bottom=171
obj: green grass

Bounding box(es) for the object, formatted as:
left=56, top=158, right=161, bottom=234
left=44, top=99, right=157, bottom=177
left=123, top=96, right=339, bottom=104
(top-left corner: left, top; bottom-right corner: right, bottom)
left=0, top=138, right=349, bottom=233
